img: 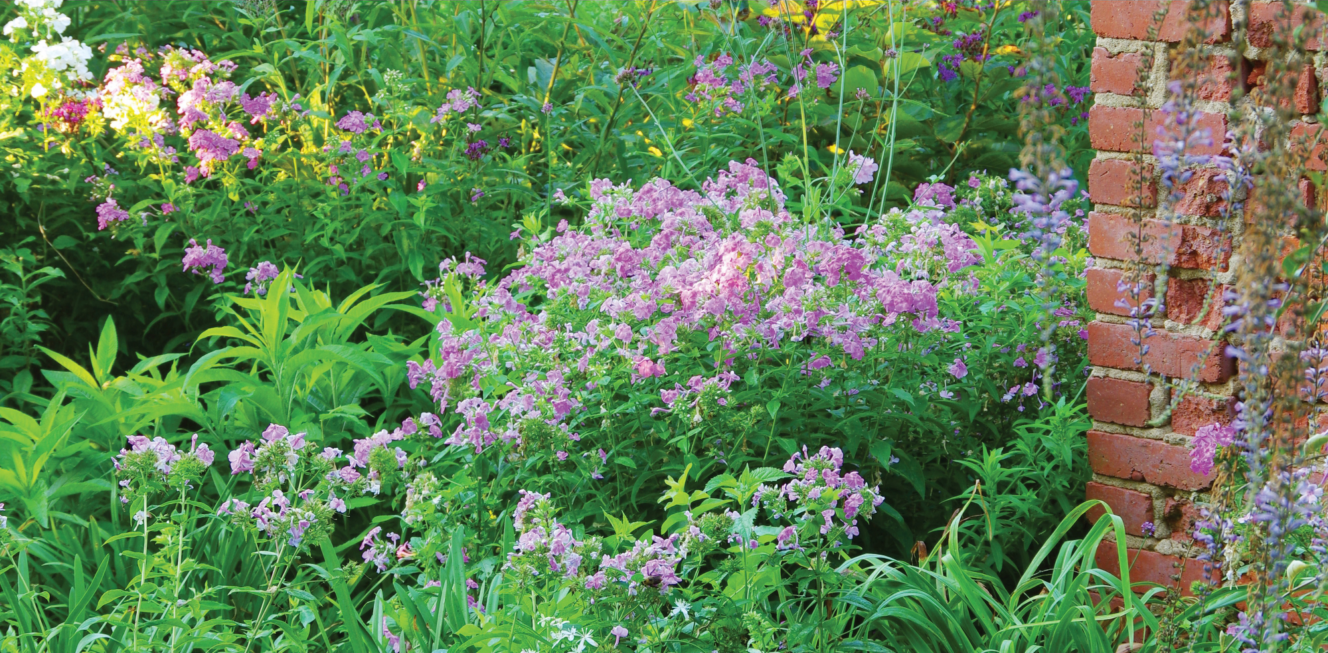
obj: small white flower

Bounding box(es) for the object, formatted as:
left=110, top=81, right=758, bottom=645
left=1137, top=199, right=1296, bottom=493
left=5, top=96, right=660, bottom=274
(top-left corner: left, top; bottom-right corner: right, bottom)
left=3, top=16, right=29, bottom=37
left=30, top=82, right=46, bottom=98
left=671, top=599, right=691, bottom=620
left=132, top=510, right=149, bottom=526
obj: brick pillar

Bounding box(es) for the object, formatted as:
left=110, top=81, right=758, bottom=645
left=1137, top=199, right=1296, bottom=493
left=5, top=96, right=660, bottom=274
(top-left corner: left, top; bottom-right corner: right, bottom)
left=1084, top=0, right=1322, bottom=590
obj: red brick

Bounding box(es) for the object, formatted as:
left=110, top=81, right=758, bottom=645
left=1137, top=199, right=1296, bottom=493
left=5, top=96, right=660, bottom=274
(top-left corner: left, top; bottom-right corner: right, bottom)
left=1292, top=122, right=1328, bottom=171
left=1249, top=63, right=1320, bottom=113
left=1089, top=106, right=1227, bottom=156
left=1088, top=212, right=1231, bottom=270
left=1086, top=482, right=1155, bottom=536
left=1247, top=178, right=1316, bottom=225
left=1094, top=544, right=1218, bottom=595
left=1087, top=267, right=1154, bottom=317
left=1087, top=321, right=1234, bottom=382
left=1088, top=158, right=1156, bottom=207
left=1165, top=278, right=1226, bottom=330
left=1087, top=377, right=1154, bottom=427
left=1193, top=55, right=1239, bottom=102
left=1088, top=430, right=1211, bottom=491
left=1165, top=497, right=1203, bottom=542
left=1091, top=1, right=1230, bottom=43
left=1173, top=169, right=1230, bottom=218
left=1297, top=65, right=1320, bottom=114
left=1171, top=393, right=1234, bottom=436
left=1248, top=2, right=1323, bottom=50
left=1091, top=47, right=1145, bottom=96
left=1089, top=106, right=1149, bottom=153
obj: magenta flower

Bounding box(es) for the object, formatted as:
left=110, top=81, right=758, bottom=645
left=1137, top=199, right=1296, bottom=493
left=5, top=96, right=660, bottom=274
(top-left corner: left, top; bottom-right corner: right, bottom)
left=913, top=182, right=956, bottom=208
left=847, top=151, right=877, bottom=185
left=1190, top=423, right=1236, bottom=476
left=335, top=110, right=374, bottom=133
left=182, top=238, right=228, bottom=284
left=611, top=625, right=629, bottom=647
left=228, top=441, right=255, bottom=474
left=814, top=61, right=839, bottom=89
left=96, top=198, right=131, bottom=230
left=947, top=358, right=967, bottom=379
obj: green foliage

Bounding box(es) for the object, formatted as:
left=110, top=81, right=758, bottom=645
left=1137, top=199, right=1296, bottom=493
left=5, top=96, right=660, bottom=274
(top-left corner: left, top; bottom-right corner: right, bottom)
left=0, top=2, right=1130, bottom=652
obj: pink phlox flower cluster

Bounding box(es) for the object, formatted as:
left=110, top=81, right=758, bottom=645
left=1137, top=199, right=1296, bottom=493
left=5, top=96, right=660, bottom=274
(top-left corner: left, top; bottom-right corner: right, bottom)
left=96, top=197, right=130, bottom=230
left=240, top=489, right=321, bottom=547
left=116, top=435, right=182, bottom=475
left=182, top=238, right=228, bottom=283
left=432, top=87, right=481, bottom=123
left=653, top=371, right=738, bottom=417
left=335, top=110, right=376, bottom=134
left=359, top=526, right=399, bottom=572
left=347, top=425, right=409, bottom=493
left=113, top=433, right=213, bottom=502
left=913, top=182, right=957, bottom=209
left=186, top=128, right=240, bottom=174
left=789, top=49, right=839, bottom=97
left=759, top=446, right=883, bottom=546
left=244, top=261, right=280, bottom=295
left=410, top=159, right=980, bottom=463
left=505, top=490, right=589, bottom=579
left=1191, top=422, right=1236, bottom=477
left=846, top=151, right=877, bottom=185
left=227, top=423, right=307, bottom=480
left=686, top=53, right=780, bottom=116
left=597, top=534, right=683, bottom=594
left=239, top=91, right=277, bottom=123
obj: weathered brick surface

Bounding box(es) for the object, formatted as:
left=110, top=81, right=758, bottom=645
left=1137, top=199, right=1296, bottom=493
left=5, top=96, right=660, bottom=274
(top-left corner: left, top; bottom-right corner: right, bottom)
left=1248, top=62, right=1320, bottom=113
left=1298, top=65, right=1320, bottom=114
left=1091, top=0, right=1230, bottom=43
left=1087, top=212, right=1231, bottom=271
left=1087, top=377, right=1154, bottom=427
left=1088, top=158, right=1156, bottom=207
left=1248, top=2, right=1322, bottom=50
left=1165, top=278, right=1226, bottom=330
left=1165, top=497, right=1202, bottom=543
left=1247, top=178, right=1316, bottom=224
left=1089, top=107, right=1227, bottom=156
left=1173, top=169, right=1230, bottom=218
left=1291, top=122, right=1327, bottom=171
left=1091, top=47, right=1144, bottom=96
left=1194, top=55, right=1238, bottom=102
left=1088, top=430, right=1212, bottom=491
left=1086, top=482, right=1155, bottom=536
left=1086, top=267, right=1153, bottom=317
left=1087, top=321, right=1233, bottom=383
left=1094, top=543, right=1219, bottom=595
left=1171, top=393, right=1234, bottom=436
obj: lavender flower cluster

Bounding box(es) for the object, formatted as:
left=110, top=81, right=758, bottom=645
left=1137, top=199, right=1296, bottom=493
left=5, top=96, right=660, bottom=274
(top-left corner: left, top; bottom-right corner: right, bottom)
left=405, top=159, right=985, bottom=471
left=756, top=446, right=884, bottom=549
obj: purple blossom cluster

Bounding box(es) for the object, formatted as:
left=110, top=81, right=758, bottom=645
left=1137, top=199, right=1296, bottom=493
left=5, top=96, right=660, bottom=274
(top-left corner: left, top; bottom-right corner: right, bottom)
left=406, top=160, right=982, bottom=466
left=113, top=434, right=214, bottom=504
left=430, top=87, right=481, bottom=124
left=95, top=197, right=130, bottom=230
left=244, top=261, right=279, bottom=295
left=1189, top=422, right=1235, bottom=476
left=755, top=446, right=884, bottom=548
left=686, top=53, right=779, bottom=116
left=221, top=423, right=354, bottom=551
left=503, top=490, right=704, bottom=597
left=790, top=49, right=839, bottom=97
left=181, top=238, right=228, bottom=283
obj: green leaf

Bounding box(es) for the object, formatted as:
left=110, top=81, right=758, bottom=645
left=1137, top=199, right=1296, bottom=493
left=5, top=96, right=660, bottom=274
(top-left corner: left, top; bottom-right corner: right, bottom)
left=892, top=451, right=926, bottom=499
left=93, top=317, right=118, bottom=384
left=37, top=346, right=99, bottom=390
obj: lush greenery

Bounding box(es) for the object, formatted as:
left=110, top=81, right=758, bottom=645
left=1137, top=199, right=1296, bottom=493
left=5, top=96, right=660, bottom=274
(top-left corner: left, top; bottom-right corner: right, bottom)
left=0, top=1, right=1279, bottom=652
